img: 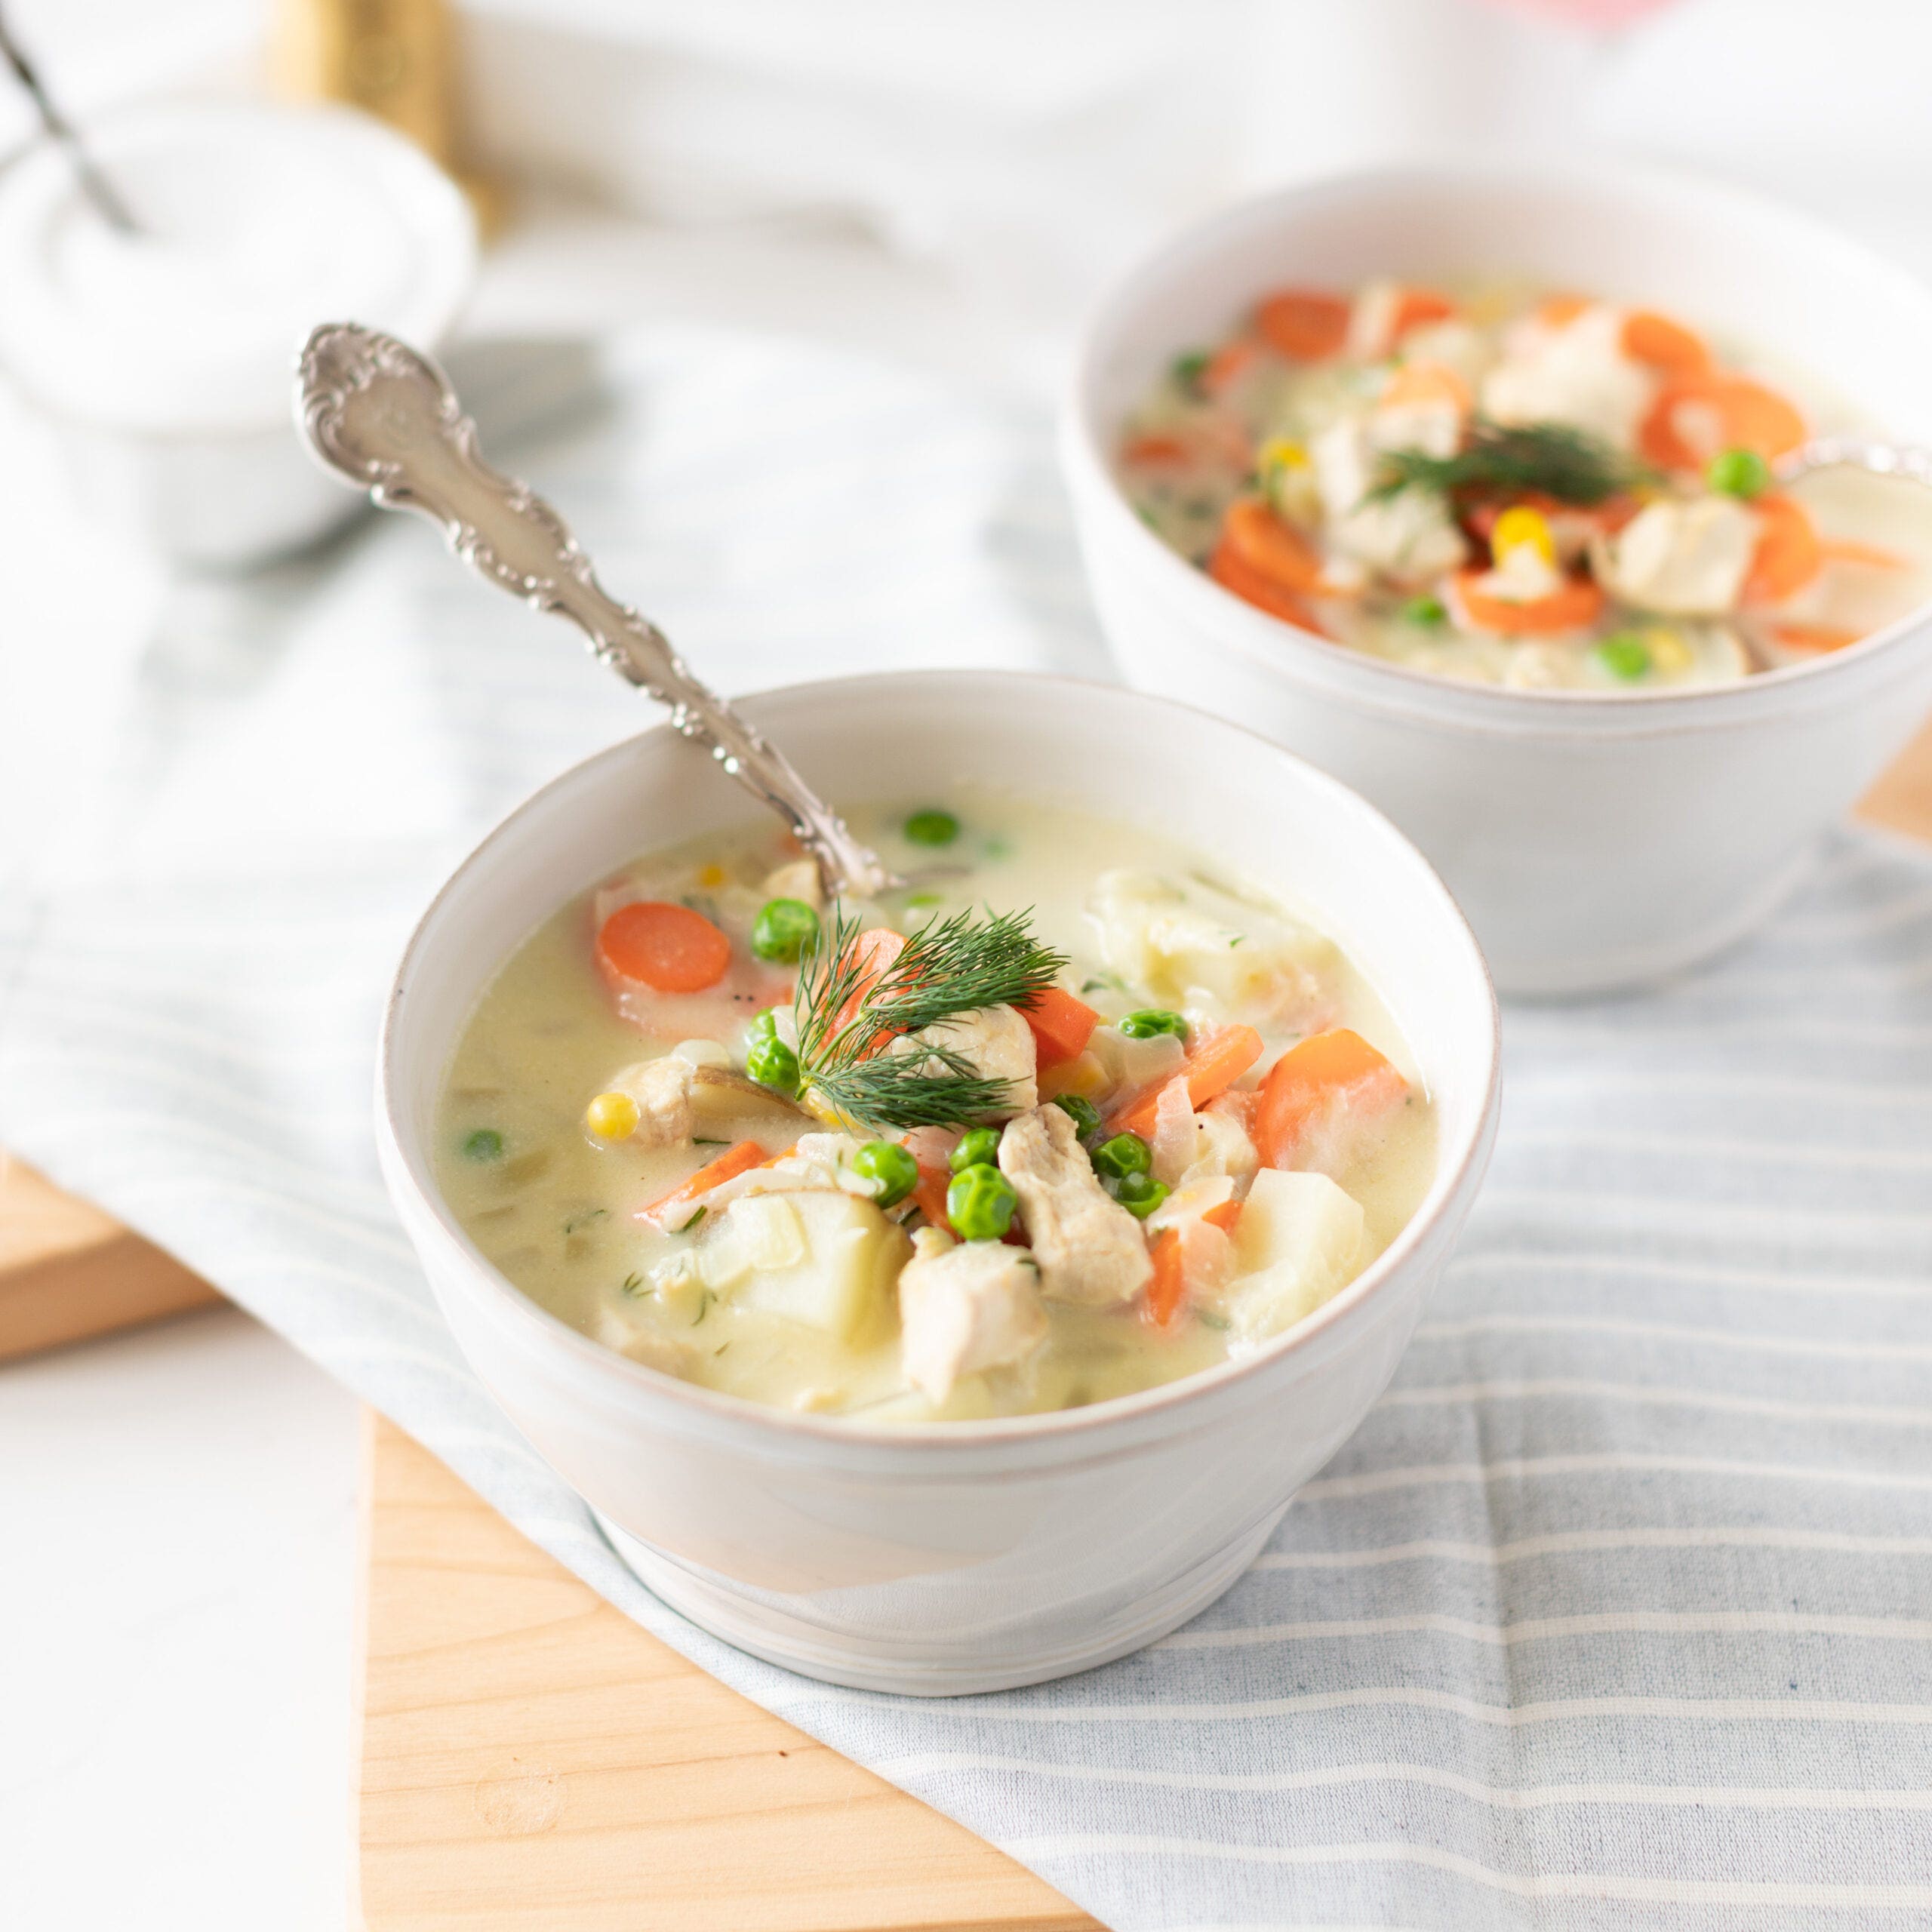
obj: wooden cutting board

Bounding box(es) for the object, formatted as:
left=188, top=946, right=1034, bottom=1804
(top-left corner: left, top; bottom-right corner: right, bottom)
left=0, top=1153, right=222, bottom=1361
left=355, top=1413, right=1095, bottom=1932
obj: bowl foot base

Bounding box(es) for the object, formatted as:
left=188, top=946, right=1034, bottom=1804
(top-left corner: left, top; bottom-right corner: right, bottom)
left=595, top=1508, right=1281, bottom=1696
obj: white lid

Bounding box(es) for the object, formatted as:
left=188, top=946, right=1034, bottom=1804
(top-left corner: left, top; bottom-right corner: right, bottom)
left=0, top=99, right=478, bottom=435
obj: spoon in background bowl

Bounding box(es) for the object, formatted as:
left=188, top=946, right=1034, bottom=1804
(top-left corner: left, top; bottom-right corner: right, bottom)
left=0, top=5, right=140, bottom=234
left=295, top=320, right=902, bottom=900
left=1776, top=436, right=1932, bottom=492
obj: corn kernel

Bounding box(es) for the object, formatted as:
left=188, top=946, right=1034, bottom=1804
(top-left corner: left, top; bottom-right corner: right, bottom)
left=696, top=863, right=726, bottom=888
left=1491, top=506, right=1555, bottom=566
left=584, top=1091, right=641, bottom=1141
left=1258, top=437, right=1309, bottom=474
left=1645, top=626, right=1693, bottom=675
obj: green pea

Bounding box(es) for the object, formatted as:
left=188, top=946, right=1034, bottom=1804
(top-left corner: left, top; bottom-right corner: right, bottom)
left=750, top=1008, right=780, bottom=1040
left=1109, top=1170, right=1169, bottom=1220
left=1594, top=632, right=1653, bottom=682
left=1118, top=1009, right=1188, bottom=1041
left=462, top=1128, right=503, bottom=1161
left=903, top=808, right=960, bottom=848
left=750, top=897, right=819, bottom=964
left=1052, top=1093, right=1103, bottom=1140
left=1171, top=347, right=1211, bottom=392
left=1401, top=593, right=1447, bottom=626
left=1706, top=447, right=1770, bottom=500
left=1091, top=1132, right=1151, bottom=1181
left=852, top=1140, right=918, bottom=1209
left=746, top=1033, right=802, bottom=1097
left=950, top=1126, right=1002, bottom=1173
left=946, top=1164, right=1017, bottom=1241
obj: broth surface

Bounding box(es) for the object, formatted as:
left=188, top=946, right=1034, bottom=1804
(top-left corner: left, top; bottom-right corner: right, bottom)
left=436, top=790, right=1436, bottom=1423
left=1120, top=278, right=1932, bottom=691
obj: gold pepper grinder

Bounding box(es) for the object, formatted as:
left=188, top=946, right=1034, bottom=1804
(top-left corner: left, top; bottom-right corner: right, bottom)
left=271, top=0, right=504, bottom=234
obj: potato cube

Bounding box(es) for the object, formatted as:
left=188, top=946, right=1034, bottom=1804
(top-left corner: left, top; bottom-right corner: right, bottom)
left=1221, top=1168, right=1364, bottom=1342
left=731, top=1191, right=912, bottom=1343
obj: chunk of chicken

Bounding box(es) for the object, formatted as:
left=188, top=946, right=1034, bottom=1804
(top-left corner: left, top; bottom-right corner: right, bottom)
left=1590, top=497, right=1757, bottom=617
left=1311, top=417, right=1469, bottom=584
left=897, top=1228, right=1048, bottom=1403
left=1481, top=304, right=1651, bottom=451
left=608, top=1057, right=695, bottom=1149
left=895, top=1003, right=1038, bottom=1118
left=1088, top=870, right=1331, bottom=1029
left=997, top=1104, right=1153, bottom=1307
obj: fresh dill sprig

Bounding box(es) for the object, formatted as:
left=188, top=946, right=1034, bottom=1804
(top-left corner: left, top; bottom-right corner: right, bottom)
left=792, top=903, right=1068, bottom=1129
left=1368, top=418, right=1652, bottom=507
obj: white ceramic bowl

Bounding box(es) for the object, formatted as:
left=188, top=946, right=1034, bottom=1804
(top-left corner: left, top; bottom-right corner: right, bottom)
left=377, top=672, right=1500, bottom=1694
left=0, top=100, right=475, bottom=568
left=1062, top=160, right=1932, bottom=996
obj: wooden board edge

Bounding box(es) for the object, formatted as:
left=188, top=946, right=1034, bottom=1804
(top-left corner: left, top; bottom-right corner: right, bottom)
left=0, top=1155, right=223, bottom=1362
left=355, top=1413, right=1098, bottom=1932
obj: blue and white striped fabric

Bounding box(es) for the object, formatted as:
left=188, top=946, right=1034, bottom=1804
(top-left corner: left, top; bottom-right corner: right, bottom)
left=4, top=328, right=1930, bottom=1930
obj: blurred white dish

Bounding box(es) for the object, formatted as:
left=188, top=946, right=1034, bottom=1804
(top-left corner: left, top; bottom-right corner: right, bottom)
left=0, top=99, right=475, bottom=568
left=1062, top=161, right=1932, bottom=995
left=377, top=672, right=1500, bottom=1693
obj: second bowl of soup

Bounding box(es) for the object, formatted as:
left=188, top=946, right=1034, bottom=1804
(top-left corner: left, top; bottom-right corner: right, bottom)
left=380, top=672, right=1499, bottom=1691
left=1063, top=161, right=1932, bottom=993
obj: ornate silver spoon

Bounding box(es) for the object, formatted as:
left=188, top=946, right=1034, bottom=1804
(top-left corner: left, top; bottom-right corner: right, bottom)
left=1775, top=436, right=1932, bottom=491
left=294, top=321, right=898, bottom=900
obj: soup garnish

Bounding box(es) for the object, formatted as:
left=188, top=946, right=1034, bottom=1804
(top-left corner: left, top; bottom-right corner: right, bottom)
left=435, top=794, right=1435, bottom=1422
left=1119, top=281, right=1932, bottom=691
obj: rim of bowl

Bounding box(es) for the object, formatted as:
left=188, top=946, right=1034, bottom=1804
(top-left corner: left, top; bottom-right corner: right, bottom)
left=380, top=668, right=1503, bottom=1452
left=1065, top=154, right=1932, bottom=729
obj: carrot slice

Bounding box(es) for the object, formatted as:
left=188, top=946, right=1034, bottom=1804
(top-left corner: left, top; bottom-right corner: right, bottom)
left=1221, top=497, right=1325, bottom=595
left=1448, top=568, right=1604, bottom=637
left=1202, top=338, right=1258, bottom=396
left=1112, top=1024, right=1265, bottom=1137
left=1638, top=372, right=1807, bottom=472
left=1208, top=533, right=1323, bottom=631
left=1537, top=293, right=1592, bottom=328
left=1254, top=1029, right=1405, bottom=1173
left=1744, top=494, right=1823, bottom=604
left=597, top=901, right=732, bottom=993
left=1256, top=288, right=1350, bottom=361
left=911, top=1163, right=954, bottom=1233
left=641, top=1138, right=767, bottom=1229
left=1121, top=432, right=1192, bottom=466
left=1146, top=1229, right=1187, bottom=1329
left=1203, top=1198, right=1243, bottom=1234
left=1767, top=622, right=1863, bottom=654
left=830, top=928, right=908, bottom=1050
left=1621, top=309, right=1711, bottom=377
left=1019, top=986, right=1100, bottom=1069
left=1390, top=286, right=1457, bottom=340
left=1380, top=359, right=1472, bottom=415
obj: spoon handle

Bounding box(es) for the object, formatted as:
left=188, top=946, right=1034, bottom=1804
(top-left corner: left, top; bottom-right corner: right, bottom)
left=296, top=322, right=896, bottom=900
left=1777, top=436, right=1932, bottom=491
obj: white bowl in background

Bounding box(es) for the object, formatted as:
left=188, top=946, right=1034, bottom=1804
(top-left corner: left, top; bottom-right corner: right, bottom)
left=377, top=672, right=1500, bottom=1694
left=1062, top=161, right=1932, bottom=996
left=0, top=100, right=475, bottom=569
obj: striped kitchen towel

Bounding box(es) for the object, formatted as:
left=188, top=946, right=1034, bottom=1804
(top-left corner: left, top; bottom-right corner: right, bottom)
left=2, top=325, right=1929, bottom=1930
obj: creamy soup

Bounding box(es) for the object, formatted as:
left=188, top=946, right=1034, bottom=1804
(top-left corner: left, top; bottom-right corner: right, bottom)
left=435, top=792, right=1436, bottom=1423
left=1120, top=279, right=1932, bottom=691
